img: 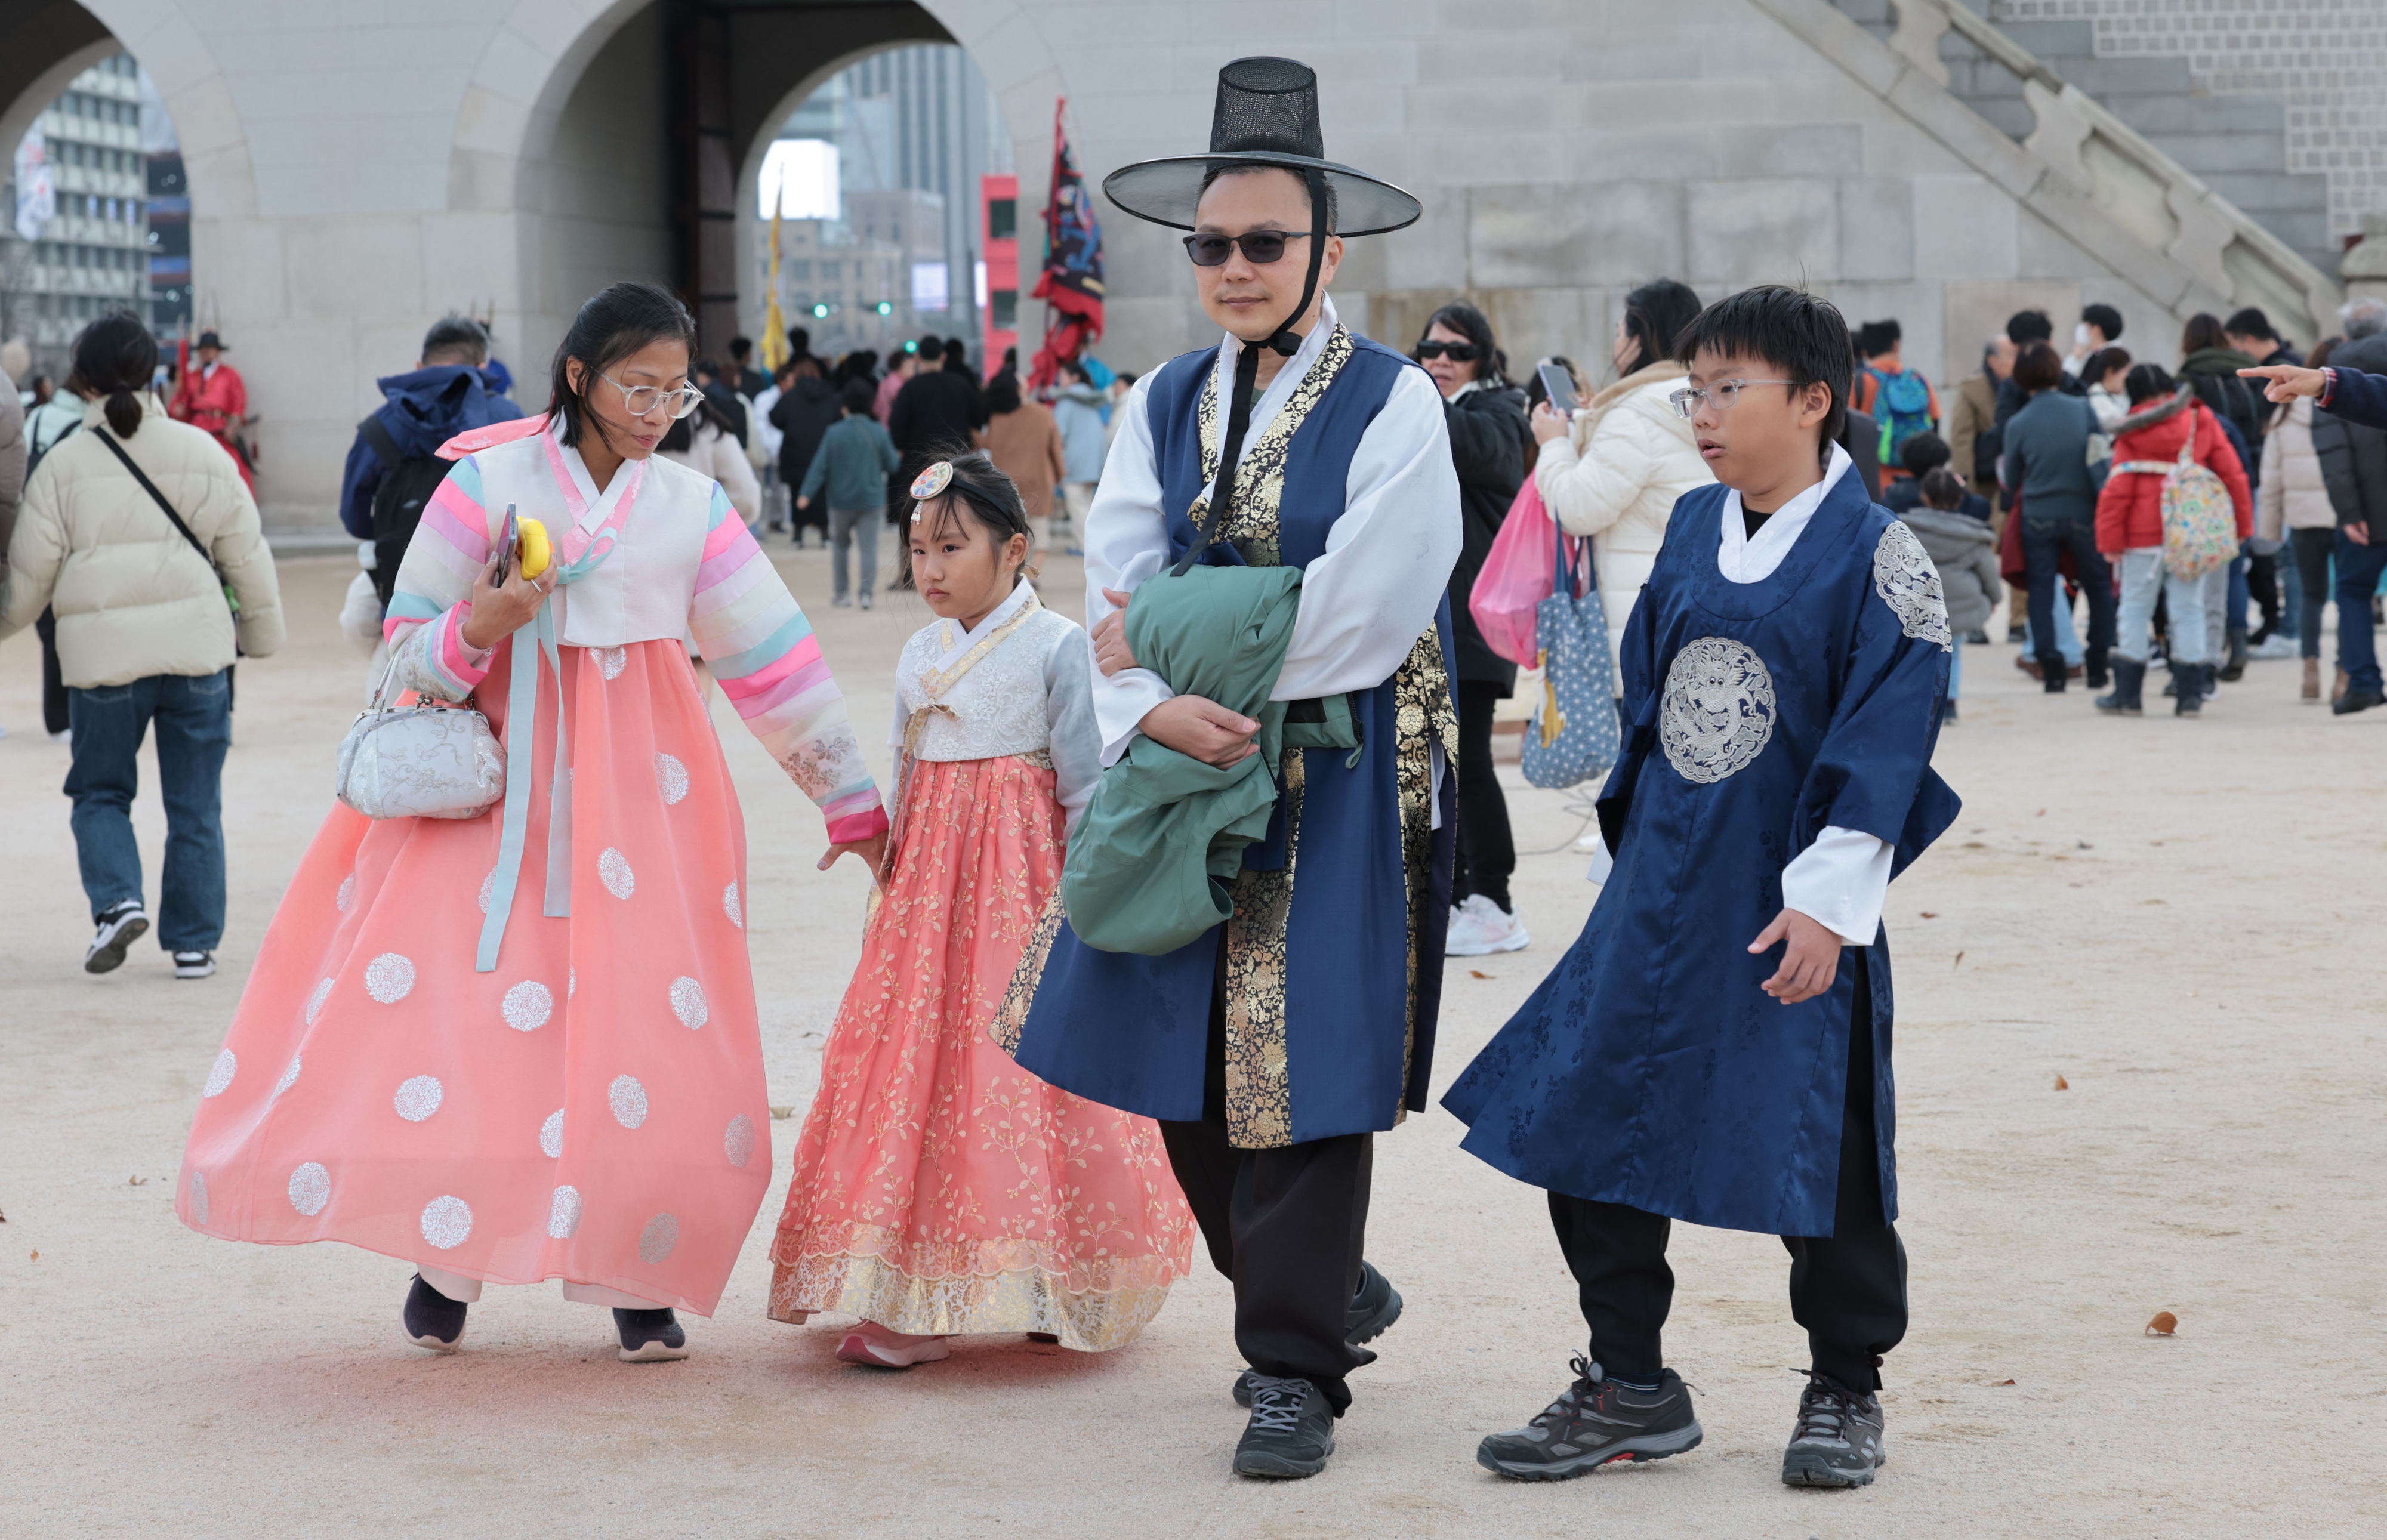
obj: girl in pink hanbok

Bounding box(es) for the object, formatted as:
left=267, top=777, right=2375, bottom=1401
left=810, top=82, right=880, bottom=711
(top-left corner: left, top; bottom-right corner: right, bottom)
left=178, top=283, right=889, bottom=1362
left=767, top=452, right=1194, bottom=1367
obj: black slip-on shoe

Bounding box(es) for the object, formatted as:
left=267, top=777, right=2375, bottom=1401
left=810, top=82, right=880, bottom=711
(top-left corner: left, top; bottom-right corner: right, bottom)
left=1234, top=1375, right=1335, bottom=1479
left=2333, top=687, right=2385, bottom=717
left=613, top=1307, right=689, bottom=1362
left=1781, top=1372, right=1886, bottom=1488
left=402, top=1274, right=468, bottom=1352
left=1235, top=1260, right=1404, bottom=1405
left=1475, top=1357, right=1703, bottom=1480
left=84, top=902, right=149, bottom=975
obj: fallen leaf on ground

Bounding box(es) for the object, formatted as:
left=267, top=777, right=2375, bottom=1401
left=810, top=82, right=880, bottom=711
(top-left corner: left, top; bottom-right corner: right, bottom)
left=2077, top=840, right=2092, bottom=850
left=769, top=1105, right=795, bottom=1120
left=128, top=1176, right=146, bottom=1186
left=1994, top=1379, right=2015, bottom=1386
left=1469, top=970, right=1494, bottom=980
left=2146, top=1311, right=2178, bottom=1336
left=1920, top=912, right=1939, bottom=919
left=2036, top=808, right=2046, bottom=816
left=2054, top=1075, right=2069, bottom=1090
left=29, top=1251, right=36, bottom=1261
left=1952, top=951, right=1965, bottom=969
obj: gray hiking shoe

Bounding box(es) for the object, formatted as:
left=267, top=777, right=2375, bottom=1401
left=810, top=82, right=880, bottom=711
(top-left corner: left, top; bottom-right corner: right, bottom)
left=1475, top=1357, right=1703, bottom=1480
left=1233, top=1375, right=1335, bottom=1479
left=1781, top=1372, right=1886, bottom=1487
left=1233, top=1260, right=1402, bottom=1406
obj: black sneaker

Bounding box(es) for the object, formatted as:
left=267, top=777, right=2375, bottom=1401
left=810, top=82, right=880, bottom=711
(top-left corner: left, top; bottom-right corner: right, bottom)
left=84, top=901, right=149, bottom=974
left=1233, top=1375, right=1334, bottom=1479
left=1781, top=1372, right=1886, bottom=1488
left=614, top=1307, right=689, bottom=1362
left=1475, top=1357, right=1703, bottom=1480
left=173, top=950, right=217, bottom=979
left=403, top=1274, right=468, bottom=1352
left=1234, top=1260, right=1404, bottom=1406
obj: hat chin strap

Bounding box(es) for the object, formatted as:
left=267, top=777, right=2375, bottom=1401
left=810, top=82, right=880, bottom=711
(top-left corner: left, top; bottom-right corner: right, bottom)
left=1172, top=168, right=1328, bottom=579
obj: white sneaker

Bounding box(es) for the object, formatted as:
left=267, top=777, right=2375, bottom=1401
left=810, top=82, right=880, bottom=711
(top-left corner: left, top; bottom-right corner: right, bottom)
left=835, top=1320, right=951, bottom=1369
left=2248, top=635, right=2298, bottom=660
left=1446, top=894, right=1530, bottom=956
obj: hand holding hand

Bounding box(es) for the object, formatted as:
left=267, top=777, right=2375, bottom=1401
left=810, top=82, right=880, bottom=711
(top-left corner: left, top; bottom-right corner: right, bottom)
left=2238, top=363, right=2328, bottom=405
left=1140, top=695, right=1260, bottom=767
left=458, top=550, right=555, bottom=651
left=1092, top=587, right=1140, bottom=677
left=818, top=829, right=890, bottom=883
left=1748, top=907, right=1842, bottom=1005
left=1530, top=400, right=1571, bottom=446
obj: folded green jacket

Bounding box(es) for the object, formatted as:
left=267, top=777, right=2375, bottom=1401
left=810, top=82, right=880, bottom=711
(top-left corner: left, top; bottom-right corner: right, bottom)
left=1062, top=564, right=1305, bottom=955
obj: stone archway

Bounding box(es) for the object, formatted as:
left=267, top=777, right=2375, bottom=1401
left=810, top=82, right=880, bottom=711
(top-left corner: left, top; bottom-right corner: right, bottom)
left=458, top=0, right=1061, bottom=388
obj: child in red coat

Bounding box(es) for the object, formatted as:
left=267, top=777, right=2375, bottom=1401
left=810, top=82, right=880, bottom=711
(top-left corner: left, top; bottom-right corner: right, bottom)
left=2093, top=365, right=2253, bottom=715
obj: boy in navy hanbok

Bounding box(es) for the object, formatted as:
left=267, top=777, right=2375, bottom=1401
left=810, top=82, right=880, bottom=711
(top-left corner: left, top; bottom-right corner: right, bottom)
left=1445, top=287, right=1960, bottom=1489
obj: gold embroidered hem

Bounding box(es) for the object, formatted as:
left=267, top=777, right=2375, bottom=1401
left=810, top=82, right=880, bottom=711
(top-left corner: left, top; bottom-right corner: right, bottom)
left=767, top=1226, right=1178, bottom=1351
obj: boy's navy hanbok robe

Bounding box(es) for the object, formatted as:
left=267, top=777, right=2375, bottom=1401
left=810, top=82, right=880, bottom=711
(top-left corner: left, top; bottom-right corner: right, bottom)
left=1444, top=466, right=1959, bottom=1237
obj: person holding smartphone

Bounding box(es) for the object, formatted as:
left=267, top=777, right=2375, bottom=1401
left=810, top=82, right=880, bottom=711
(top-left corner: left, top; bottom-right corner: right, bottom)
left=1530, top=278, right=1714, bottom=705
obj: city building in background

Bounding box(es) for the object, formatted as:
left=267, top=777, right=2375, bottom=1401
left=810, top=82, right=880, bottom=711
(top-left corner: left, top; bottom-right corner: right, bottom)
left=753, top=44, right=1011, bottom=366
left=980, top=174, right=1017, bottom=375
left=2, top=54, right=164, bottom=381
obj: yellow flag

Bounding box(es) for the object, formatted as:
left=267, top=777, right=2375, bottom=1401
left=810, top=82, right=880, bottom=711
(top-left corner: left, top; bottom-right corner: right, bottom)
left=761, top=186, right=789, bottom=372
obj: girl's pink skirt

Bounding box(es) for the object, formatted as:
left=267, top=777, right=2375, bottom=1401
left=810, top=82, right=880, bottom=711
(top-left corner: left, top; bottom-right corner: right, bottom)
left=767, top=755, right=1194, bottom=1350
left=178, top=640, right=770, bottom=1316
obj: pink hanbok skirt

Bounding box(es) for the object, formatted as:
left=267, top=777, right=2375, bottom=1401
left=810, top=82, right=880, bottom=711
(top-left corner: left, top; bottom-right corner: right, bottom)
left=177, top=639, right=770, bottom=1316
left=767, top=755, right=1194, bottom=1350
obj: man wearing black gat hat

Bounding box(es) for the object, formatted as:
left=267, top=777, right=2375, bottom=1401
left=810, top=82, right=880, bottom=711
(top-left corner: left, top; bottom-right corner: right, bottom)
left=992, top=58, right=1461, bottom=1479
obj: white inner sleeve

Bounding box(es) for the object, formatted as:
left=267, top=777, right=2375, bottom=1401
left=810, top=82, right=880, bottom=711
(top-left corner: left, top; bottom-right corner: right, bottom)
left=1779, top=824, right=1894, bottom=946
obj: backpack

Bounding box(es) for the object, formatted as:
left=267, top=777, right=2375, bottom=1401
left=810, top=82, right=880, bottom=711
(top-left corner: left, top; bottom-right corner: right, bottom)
left=1865, top=366, right=1934, bottom=466
left=358, top=414, right=455, bottom=608
left=2115, top=404, right=2236, bottom=580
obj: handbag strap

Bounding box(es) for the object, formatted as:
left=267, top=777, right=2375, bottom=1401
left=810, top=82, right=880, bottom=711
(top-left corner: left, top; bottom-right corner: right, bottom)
left=92, top=427, right=216, bottom=572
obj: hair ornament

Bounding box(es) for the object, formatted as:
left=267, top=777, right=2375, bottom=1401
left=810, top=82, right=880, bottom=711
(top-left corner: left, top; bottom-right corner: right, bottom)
left=909, top=461, right=955, bottom=517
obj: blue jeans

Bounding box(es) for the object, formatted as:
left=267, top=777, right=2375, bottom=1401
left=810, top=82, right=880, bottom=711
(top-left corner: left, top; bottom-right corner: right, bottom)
left=64, top=670, right=232, bottom=951
left=2337, top=533, right=2387, bottom=694
left=2021, top=511, right=2116, bottom=662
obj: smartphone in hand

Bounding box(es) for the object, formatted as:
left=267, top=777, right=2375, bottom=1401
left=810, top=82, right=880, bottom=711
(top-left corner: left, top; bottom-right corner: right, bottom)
left=1537, top=362, right=1581, bottom=416
left=493, top=503, right=519, bottom=587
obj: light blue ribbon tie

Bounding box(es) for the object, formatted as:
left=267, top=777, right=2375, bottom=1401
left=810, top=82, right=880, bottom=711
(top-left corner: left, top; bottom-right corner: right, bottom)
left=475, top=532, right=620, bottom=973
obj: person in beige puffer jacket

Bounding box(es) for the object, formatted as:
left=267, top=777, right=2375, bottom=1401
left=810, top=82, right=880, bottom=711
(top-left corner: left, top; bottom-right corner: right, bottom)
left=1531, top=279, right=1714, bottom=698
left=2256, top=352, right=2340, bottom=702
left=1, top=313, right=284, bottom=979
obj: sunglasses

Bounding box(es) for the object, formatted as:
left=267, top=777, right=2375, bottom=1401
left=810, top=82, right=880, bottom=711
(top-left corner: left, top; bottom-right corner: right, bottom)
left=1182, top=230, right=1311, bottom=267
left=1415, top=340, right=1481, bottom=362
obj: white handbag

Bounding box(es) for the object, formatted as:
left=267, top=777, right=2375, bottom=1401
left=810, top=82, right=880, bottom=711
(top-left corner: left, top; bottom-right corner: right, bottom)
left=335, top=653, right=504, bottom=820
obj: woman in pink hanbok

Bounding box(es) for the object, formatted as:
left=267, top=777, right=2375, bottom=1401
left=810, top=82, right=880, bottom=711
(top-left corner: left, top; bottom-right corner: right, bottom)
left=178, top=283, right=889, bottom=1362
left=767, top=452, right=1194, bottom=1366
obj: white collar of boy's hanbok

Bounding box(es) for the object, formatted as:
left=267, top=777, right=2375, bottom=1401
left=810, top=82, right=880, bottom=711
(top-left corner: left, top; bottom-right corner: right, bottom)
left=935, top=578, right=1038, bottom=665
left=1716, top=440, right=1855, bottom=585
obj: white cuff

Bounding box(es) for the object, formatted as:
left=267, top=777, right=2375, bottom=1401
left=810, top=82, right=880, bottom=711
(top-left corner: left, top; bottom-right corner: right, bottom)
left=1780, top=825, right=1893, bottom=946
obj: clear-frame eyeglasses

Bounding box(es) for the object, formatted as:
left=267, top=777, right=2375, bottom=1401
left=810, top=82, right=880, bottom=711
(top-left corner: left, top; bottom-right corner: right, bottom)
left=1667, top=379, right=1797, bottom=418
left=599, top=371, right=707, bottom=420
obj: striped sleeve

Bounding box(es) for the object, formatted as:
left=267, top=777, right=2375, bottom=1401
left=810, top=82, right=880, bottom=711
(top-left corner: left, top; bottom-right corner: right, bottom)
left=689, top=483, right=888, bottom=842
left=382, top=455, right=498, bottom=698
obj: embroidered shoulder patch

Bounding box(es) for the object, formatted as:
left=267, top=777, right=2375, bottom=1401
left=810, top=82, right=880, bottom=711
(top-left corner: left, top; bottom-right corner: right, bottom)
left=1873, top=521, right=1953, bottom=651
left=1660, top=637, right=1776, bottom=785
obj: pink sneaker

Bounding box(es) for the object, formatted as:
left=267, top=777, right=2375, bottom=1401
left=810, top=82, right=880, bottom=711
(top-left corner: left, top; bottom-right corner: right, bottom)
left=835, top=1320, right=952, bottom=1369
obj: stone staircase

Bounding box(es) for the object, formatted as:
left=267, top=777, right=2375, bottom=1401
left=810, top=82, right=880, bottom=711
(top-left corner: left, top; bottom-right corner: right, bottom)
left=1827, top=0, right=2335, bottom=276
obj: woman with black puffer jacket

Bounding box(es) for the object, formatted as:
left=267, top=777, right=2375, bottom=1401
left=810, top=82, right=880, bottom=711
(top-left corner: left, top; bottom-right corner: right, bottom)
left=1414, top=301, right=1534, bottom=959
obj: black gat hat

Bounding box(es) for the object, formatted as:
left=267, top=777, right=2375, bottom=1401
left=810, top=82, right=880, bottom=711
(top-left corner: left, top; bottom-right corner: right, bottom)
left=1102, top=56, right=1421, bottom=237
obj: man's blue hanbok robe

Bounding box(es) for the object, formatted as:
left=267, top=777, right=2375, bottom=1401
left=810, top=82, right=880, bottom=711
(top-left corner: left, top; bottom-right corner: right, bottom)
left=1444, top=465, right=1960, bottom=1237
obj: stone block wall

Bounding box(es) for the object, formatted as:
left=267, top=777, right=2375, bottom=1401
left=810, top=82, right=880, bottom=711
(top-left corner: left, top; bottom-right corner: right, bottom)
left=1994, top=0, right=2387, bottom=241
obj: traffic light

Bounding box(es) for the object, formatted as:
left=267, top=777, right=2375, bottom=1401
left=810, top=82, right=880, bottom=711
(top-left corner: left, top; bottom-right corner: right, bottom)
left=811, top=303, right=830, bottom=319
left=875, top=300, right=893, bottom=316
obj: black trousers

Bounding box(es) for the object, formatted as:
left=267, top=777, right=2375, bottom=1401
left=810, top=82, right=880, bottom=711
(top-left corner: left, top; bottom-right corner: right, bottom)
left=1158, top=940, right=1375, bottom=1415
left=1547, top=953, right=1908, bottom=1391
left=1450, top=679, right=1516, bottom=912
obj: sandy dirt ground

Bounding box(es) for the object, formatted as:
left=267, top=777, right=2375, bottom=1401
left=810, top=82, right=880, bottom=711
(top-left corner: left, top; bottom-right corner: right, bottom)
left=4, top=544, right=2383, bottom=1539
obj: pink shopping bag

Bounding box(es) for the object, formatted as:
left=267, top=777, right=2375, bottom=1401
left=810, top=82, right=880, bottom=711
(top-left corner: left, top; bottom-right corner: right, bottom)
left=1469, top=476, right=1569, bottom=667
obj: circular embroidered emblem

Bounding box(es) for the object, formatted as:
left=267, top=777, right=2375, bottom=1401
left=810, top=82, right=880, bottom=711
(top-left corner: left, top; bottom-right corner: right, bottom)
left=1873, top=520, right=1953, bottom=650
left=1660, top=637, right=1777, bottom=785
